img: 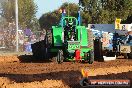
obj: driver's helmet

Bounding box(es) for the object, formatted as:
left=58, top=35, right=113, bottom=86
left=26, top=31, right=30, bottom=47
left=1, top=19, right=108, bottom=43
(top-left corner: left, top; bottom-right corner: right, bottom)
left=68, top=21, right=73, bottom=25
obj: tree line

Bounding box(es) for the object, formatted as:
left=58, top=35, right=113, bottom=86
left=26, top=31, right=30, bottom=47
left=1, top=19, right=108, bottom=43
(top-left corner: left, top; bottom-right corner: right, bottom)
left=0, top=0, right=40, bottom=31
left=39, top=0, right=132, bottom=29
left=0, top=0, right=131, bottom=31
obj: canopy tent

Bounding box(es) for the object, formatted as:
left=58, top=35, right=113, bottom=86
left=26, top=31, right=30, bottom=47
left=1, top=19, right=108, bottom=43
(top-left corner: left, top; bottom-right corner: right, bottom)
left=87, top=24, right=131, bottom=35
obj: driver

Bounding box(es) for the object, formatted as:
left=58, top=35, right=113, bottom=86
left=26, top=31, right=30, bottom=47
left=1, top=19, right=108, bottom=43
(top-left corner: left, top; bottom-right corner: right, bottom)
left=68, top=22, right=75, bottom=41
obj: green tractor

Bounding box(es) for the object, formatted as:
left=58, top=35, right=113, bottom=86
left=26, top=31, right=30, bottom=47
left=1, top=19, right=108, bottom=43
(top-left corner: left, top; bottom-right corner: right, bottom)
left=31, top=11, right=94, bottom=64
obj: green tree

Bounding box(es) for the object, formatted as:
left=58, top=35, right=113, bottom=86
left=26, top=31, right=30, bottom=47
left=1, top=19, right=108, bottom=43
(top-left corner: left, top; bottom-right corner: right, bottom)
left=39, top=3, right=79, bottom=29
left=30, top=17, right=40, bottom=32
left=79, top=0, right=132, bottom=23
left=0, top=0, right=37, bottom=29
left=0, top=0, right=15, bottom=22
left=18, top=0, right=37, bottom=29
left=61, top=3, right=79, bottom=17
left=79, top=0, right=102, bottom=23
left=39, top=11, right=61, bottom=30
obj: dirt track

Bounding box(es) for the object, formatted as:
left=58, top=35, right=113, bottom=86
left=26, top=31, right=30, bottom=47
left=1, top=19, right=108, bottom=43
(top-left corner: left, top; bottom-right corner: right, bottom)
left=0, top=54, right=132, bottom=88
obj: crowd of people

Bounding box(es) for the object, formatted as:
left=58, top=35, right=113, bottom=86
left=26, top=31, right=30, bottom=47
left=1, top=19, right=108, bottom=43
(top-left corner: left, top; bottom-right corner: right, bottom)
left=0, top=22, right=16, bottom=51
left=18, top=29, right=46, bottom=52
left=0, top=22, right=45, bottom=52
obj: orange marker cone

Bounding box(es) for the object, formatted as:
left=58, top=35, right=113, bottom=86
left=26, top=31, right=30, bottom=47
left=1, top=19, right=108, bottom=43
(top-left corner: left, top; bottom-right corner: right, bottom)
left=81, top=68, right=88, bottom=78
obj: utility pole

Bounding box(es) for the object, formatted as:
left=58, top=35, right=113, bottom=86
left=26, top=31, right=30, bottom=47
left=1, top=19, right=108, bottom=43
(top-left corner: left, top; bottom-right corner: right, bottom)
left=15, top=0, right=19, bottom=52
left=68, top=0, right=69, bottom=17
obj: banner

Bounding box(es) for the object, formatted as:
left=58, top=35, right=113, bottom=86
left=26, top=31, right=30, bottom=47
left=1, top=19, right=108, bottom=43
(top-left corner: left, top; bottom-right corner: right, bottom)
left=115, top=18, right=121, bottom=29
left=120, top=24, right=128, bottom=31
left=118, top=24, right=131, bottom=31
left=128, top=24, right=132, bottom=31
left=80, top=68, right=130, bottom=87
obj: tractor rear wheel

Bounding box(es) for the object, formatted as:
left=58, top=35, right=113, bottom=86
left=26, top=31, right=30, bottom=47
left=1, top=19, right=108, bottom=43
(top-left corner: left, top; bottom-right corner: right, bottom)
left=31, top=29, right=53, bottom=60
left=89, top=50, right=94, bottom=64
left=87, top=29, right=94, bottom=64
left=127, top=52, right=132, bottom=59
left=123, top=53, right=128, bottom=59
left=56, top=50, right=64, bottom=64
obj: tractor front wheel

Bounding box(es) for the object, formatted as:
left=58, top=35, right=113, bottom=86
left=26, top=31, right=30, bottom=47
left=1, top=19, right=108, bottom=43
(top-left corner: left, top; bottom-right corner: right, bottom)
left=56, top=50, right=64, bottom=64
left=127, top=52, right=132, bottom=59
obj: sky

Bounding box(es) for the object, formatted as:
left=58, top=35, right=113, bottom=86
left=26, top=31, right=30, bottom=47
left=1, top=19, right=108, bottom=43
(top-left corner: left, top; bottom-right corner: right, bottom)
left=34, top=0, right=79, bottom=18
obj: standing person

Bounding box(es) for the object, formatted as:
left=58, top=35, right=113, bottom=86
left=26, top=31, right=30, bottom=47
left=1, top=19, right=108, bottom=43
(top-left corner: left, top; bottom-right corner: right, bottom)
left=125, top=31, right=132, bottom=44
left=23, top=26, right=32, bottom=52
left=30, top=34, right=36, bottom=44
left=24, top=26, right=32, bottom=38
left=112, top=32, right=119, bottom=52
left=40, top=32, right=45, bottom=41
left=19, top=31, right=24, bottom=52
left=102, top=32, right=110, bottom=50
left=24, top=38, right=32, bottom=52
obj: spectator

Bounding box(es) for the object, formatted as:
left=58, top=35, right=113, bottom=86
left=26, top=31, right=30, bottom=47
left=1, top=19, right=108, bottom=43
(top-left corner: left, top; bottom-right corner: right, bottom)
left=31, top=34, right=36, bottom=44
left=40, top=32, right=45, bottom=41
left=24, top=39, right=32, bottom=52
left=19, top=31, right=24, bottom=51
left=24, top=27, right=32, bottom=37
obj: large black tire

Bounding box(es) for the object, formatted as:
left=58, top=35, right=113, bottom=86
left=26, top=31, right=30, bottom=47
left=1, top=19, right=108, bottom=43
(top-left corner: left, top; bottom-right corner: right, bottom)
left=127, top=52, right=132, bottom=59
left=31, top=29, right=53, bottom=60
left=31, top=40, right=46, bottom=60
left=89, top=50, right=94, bottom=64
left=123, top=53, right=128, bottom=59
left=56, top=50, right=64, bottom=64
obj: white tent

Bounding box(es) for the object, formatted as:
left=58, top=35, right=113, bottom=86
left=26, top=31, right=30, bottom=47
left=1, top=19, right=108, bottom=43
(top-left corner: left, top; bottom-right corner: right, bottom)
left=88, top=24, right=128, bottom=35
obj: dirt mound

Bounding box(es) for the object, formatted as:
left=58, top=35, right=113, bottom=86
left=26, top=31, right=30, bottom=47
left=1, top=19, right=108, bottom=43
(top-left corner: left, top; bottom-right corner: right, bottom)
left=0, top=56, right=19, bottom=63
